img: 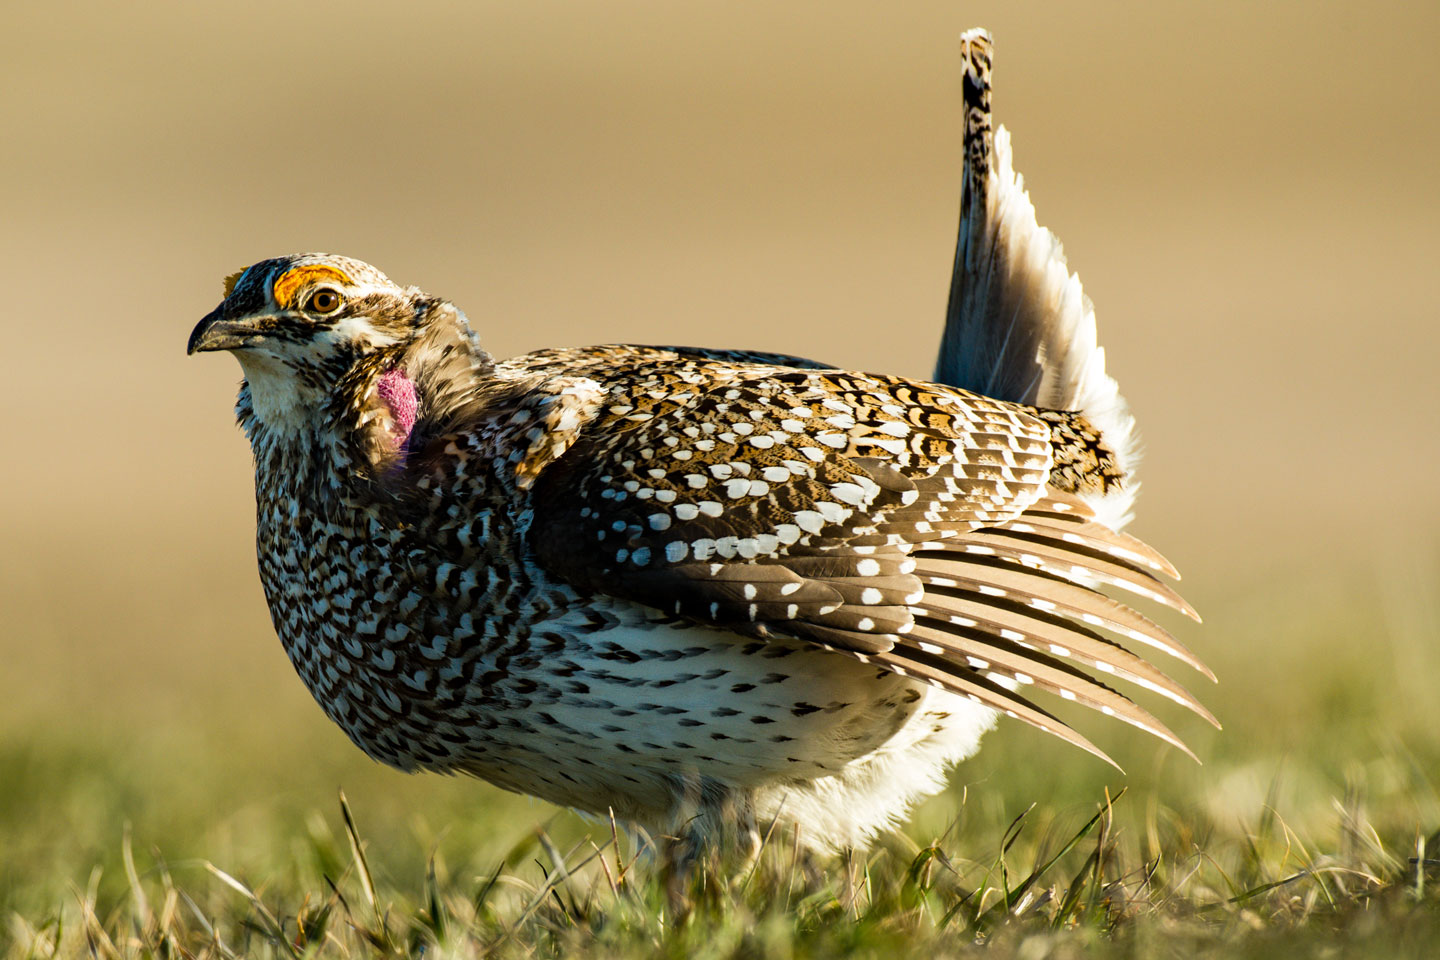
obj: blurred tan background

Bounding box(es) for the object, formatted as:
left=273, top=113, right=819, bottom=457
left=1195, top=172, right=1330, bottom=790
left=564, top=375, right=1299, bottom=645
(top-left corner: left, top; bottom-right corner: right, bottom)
left=2, top=0, right=1438, bottom=829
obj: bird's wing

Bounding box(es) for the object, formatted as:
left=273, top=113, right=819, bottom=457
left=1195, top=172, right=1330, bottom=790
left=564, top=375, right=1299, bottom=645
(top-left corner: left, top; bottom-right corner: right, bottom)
left=524, top=360, right=1211, bottom=767
left=651, top=345, right=838, bottom=370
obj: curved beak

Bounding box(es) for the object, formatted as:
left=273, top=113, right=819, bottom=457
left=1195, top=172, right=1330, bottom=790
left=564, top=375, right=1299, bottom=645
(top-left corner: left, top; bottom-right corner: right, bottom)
left=187, top=305, right=268, bottom=355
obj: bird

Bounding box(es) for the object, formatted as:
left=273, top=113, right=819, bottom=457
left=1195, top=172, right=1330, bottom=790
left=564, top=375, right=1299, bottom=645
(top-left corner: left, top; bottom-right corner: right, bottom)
left=187, top=28, right=1211, bottom=866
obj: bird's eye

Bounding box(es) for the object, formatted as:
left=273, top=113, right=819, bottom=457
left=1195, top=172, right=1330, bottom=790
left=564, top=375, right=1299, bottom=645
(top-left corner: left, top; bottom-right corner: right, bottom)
left=306, top=289, right=343, bottom=314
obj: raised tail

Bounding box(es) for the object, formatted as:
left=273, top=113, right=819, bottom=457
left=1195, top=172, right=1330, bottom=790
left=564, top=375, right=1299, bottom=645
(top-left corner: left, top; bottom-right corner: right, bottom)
left=935, top=29, right=1140, bottom=530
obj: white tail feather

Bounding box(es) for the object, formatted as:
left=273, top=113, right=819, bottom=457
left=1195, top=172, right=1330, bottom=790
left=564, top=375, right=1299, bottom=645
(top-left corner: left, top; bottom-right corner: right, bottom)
left=935, top=29, right=1139, bottom=530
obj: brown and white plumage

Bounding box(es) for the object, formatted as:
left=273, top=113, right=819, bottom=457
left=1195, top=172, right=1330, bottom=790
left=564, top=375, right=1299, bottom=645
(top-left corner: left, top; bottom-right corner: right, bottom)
left=187, top=29, right=1209, bottom=857
left=939, top=29, right=1141, bottom=532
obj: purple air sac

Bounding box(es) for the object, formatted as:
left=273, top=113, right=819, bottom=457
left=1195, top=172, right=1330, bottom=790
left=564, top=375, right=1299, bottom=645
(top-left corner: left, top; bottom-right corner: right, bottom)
left=376, top=368, right=418, bottom=458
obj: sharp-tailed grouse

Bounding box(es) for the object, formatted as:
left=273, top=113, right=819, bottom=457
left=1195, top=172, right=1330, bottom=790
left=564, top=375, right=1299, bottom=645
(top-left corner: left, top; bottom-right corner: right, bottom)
left=188, top=29, right=1211, bottom=858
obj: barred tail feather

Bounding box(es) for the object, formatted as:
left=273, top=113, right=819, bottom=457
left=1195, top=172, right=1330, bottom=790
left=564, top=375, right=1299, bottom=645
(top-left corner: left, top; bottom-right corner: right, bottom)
left=936, top=28, right=1140, bottom=530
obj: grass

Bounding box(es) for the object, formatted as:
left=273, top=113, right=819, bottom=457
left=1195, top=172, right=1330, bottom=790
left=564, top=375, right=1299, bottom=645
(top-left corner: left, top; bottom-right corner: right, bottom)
left=6, top=766, right=1440, bottom=959
left=4, top=549, right=1440, bottom=957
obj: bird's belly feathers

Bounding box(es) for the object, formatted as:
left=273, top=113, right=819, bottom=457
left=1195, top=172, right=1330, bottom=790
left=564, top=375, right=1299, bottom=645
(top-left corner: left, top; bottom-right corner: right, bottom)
left=457, top=615, right=1000, bottom=835
left=500, top=617, right=928, bottom=777
left=252, top=478, right=1004, bottom=852
left=256, top=515, right=982, bottom=816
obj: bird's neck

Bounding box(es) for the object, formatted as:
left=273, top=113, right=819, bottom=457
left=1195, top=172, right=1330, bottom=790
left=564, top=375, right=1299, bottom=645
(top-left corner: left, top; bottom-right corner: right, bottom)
left=235, top=352, right=321, bottom=438
left=237, top=364, right=415, bottom=507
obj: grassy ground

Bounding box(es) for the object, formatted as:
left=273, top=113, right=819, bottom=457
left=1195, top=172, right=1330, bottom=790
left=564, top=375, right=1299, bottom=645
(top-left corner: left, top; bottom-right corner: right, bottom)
left=4, top=552, right=1440, bottom=958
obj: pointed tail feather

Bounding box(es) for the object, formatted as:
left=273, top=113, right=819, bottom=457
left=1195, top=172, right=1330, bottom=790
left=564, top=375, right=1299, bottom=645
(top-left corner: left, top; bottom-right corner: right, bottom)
left=936, top=28, right=1140, bottom=529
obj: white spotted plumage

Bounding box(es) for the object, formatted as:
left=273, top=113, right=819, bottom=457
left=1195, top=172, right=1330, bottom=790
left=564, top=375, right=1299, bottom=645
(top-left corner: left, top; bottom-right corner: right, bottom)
left=187, top=28, right=1210, bottom=860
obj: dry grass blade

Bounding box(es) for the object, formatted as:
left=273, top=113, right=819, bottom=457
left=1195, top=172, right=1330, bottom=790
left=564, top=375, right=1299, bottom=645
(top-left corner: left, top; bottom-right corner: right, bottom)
left=120, top=824, right=152, bottom=937
left=180, top=888, right=240, bottom=960
left=1226, top=871, right=1310, bottom=905
left=335, top=790, right=403, bottom=954
left=1413, top=833, right=1433, bottom=900
left=337, top=791, right=380, bottom=921
left=501, top=832, right=615, bottom=938
left=534, top=830, right=581, bottom=923
left=470, top=860, right=506, bottom=923
left=607, top=808, right=626, bottom=890
left=204, top=862, right=301, bottom=960
left=742, top=797, right=788, bottom=892
left=70, top=871, right=122, bottom=960
left=981, top=788, right=1128, bottom=929
left=421, top=849, right=448, bottom=944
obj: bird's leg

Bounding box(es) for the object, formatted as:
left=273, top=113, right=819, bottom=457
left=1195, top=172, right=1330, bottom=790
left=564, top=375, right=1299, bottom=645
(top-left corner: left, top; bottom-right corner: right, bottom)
left=727, top=795, right=763, bottom=891
left=660, top=828, right=701, bottom=922
left=660, top=777, right=766, bottom=917
left=659, top=772, right=706, bottom=921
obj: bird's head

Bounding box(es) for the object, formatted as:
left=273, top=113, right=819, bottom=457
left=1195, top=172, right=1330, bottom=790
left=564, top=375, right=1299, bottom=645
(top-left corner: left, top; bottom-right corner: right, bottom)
left=189, top=253, right=486, bottom=442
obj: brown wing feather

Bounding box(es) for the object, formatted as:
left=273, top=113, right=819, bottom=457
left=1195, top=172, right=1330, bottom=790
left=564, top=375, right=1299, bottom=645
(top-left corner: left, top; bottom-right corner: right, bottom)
left=934, top=531, right=1200, bottom=620
left=913, top=554, right=1213, bottom=680
left=800, top=630, right=1120, bottom=769
left=522, top=353, right=1210, bottom=763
